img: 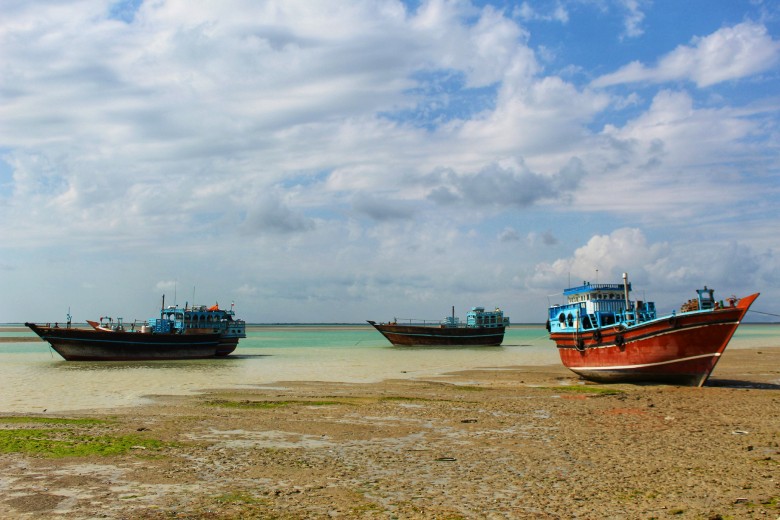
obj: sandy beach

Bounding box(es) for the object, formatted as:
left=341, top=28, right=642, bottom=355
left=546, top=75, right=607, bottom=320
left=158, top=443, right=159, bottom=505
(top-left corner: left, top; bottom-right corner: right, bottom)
left=1, top=347, right=778, bottom=519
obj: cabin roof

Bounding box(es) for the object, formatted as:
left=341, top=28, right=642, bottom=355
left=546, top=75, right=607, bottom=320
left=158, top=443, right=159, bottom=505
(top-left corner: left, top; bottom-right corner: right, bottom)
left=563, top=282, right=630, bottom=296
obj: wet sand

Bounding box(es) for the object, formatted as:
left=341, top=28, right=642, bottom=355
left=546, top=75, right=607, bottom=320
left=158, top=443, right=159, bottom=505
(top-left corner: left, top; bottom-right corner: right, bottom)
left=1, top=347, right=779, bottom=519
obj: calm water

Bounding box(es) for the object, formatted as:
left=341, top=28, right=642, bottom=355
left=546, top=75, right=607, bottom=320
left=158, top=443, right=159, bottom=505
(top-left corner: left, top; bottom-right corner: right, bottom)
left=1, top=324, right=778, bottom=413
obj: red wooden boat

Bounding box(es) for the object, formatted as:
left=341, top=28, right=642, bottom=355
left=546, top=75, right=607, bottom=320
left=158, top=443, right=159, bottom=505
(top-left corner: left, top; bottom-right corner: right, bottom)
left=368, top=306, right=509, bottom=346
left=547, top=273, right=759, bottom=386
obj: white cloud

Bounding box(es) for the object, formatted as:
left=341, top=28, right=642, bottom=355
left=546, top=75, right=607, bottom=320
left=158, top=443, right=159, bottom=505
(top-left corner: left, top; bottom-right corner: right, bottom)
left=532, top=228, right=772, bottom=312
left=515, top=2, right=569, bottom=24
left=593, top=22, right=780, bottom=87
left=531, top=228, right=666, bottom=286
left=618, top=0, right=646, bottom=39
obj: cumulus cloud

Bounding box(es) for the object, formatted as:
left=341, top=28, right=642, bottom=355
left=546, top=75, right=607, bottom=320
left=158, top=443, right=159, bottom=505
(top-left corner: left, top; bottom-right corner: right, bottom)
left=241, top=193, right=314, bottom=234
left=593, top=22, right=780, bottom=87
left=598, top=89, right=765, bottom=186
left=425, top=157, right=585, bottom=208
left=531, top=228, right=773, bottom=312
left=531, top=228, right=666, bottom=286
left=352, top=194, right=417, bottom=221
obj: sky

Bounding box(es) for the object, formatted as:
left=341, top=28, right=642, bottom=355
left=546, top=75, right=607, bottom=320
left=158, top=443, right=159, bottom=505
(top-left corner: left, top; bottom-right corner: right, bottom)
left=1, top=0, right=779, bottom=324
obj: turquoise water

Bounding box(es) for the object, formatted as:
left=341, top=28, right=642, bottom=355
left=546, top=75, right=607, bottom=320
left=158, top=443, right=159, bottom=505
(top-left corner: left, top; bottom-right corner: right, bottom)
left=0, top=324, right=777, bottom=413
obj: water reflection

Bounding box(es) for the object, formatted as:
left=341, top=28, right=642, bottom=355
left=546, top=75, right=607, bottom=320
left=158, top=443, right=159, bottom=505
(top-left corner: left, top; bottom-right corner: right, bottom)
left=51, top=357, right=249, bottom=372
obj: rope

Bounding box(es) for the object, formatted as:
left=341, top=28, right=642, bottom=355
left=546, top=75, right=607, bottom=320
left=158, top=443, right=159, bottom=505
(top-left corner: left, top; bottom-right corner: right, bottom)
left=748, top=309, right=780, bottom=318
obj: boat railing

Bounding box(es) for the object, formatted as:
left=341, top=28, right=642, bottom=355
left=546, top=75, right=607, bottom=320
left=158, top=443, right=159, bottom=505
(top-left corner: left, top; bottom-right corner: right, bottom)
left=389, top=318, right=451, bottom=327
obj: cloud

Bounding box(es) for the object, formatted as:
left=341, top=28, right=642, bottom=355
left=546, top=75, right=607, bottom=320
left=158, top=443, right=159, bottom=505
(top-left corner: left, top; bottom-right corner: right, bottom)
left=352, top=194, right=417, bottom=221
left=618, top=0, right=646, bottom=39
left=498, top=227, right=520, bottom=242
left=531, top=228, right=666, bottom=285
left=0, top=1, right=777, bottom=323
left=425, top=157, right=585, bottom=208
left=234, top=284, right=258, bottom=296
left=241, top=193, right=314, bottom=235
left=515, top=2, right=569, bottom=24
left=155, top=280, right=178, bottom=293
left=593, top=22, right=780, bottom=87
left=527, top=230, right=557, bottom=246
left=531, top=228, right=774, bottom=312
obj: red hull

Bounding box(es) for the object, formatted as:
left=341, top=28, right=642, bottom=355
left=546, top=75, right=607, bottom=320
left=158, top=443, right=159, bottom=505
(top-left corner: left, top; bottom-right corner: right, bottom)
left=550, top=293, right=759, bottom=386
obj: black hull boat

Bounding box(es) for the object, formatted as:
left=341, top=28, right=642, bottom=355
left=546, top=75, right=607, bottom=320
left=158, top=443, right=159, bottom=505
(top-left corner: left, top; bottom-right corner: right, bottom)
left=367, top=321, right=505, bottom=346
left=25, top=297, right=246, bottom=361
left=25, top=322, right=221, bottom=361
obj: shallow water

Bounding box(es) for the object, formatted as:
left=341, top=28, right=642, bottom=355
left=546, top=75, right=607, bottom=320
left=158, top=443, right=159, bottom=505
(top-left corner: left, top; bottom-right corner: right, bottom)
left=0, top=324, right=777, bottom=413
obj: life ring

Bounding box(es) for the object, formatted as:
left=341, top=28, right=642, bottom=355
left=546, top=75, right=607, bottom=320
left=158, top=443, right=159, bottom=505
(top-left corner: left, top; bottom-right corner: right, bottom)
left=615, top=334, right=625, bottom=348
left=592, top=329, right=602, bottom=343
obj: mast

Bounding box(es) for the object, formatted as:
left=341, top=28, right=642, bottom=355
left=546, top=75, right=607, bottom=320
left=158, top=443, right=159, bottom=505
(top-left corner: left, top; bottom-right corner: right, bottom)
left=622, top=272, right=630, bottom=311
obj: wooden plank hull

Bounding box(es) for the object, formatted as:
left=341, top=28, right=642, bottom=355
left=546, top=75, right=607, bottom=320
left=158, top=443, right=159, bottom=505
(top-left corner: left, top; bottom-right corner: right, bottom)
left=549, top=293, right=759, bottom=386
left=216, top=337, right=239, bottom=356
left=367, top=321, right=505, bottom=346
left=25, top=323, right=221, bottom=361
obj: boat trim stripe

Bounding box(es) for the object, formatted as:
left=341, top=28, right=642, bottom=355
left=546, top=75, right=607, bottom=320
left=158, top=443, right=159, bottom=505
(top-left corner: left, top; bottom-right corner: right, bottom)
left=41, top=335, right=219, bottom=347
left=568, top=352, right=719, bottom=371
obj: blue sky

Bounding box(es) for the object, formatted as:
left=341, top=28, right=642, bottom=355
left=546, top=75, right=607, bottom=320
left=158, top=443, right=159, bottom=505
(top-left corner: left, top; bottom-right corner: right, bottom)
left=1, top=0, right=778, bottom=323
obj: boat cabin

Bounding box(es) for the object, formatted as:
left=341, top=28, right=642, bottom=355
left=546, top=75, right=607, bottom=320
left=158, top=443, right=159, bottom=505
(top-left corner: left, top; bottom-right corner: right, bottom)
left=548, top=281, right=657, bottom=333
left=465, top=307, right=509, bottom=329
left=148, top=303, right=246, bottom=337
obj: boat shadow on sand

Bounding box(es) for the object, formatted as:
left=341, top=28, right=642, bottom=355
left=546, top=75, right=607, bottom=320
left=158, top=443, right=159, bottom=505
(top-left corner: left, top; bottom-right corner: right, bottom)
left=387, top=345, right=505, bottom=352
left=703, top=378, right=780, bottom=390
left=49, top=354, right=271, bottom=370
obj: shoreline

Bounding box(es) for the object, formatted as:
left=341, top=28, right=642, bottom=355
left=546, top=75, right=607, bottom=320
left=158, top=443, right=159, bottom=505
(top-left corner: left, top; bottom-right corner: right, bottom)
left=1, top=347, right=778, bottom=518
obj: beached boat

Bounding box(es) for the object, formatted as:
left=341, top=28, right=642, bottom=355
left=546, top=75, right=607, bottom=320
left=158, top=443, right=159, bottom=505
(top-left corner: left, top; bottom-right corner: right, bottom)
left=546, top=273, right=759, bottom=386
left=368, top=306, right=509, bottom=346
left=25, top=300, right=246, bottom=361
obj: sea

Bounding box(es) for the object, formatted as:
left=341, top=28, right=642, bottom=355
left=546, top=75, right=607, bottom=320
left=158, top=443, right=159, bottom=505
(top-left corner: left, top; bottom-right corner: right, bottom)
left=1, top=324, right=779, bottom=413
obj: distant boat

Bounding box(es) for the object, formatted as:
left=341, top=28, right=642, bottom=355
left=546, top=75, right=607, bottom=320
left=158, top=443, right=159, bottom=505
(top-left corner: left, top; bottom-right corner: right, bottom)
left=26, top=298, right=246, bottom=361
left=368, top=306, right=509, bottom=346
left=546, top=273, right=759, bottom=386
